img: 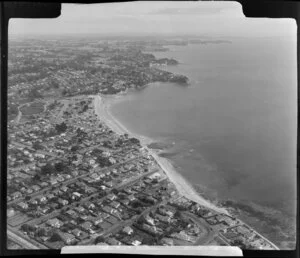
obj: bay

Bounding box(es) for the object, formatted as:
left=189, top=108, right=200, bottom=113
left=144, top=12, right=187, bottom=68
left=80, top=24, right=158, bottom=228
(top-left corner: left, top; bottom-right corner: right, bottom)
left=110, top=37, right=297, bottom=247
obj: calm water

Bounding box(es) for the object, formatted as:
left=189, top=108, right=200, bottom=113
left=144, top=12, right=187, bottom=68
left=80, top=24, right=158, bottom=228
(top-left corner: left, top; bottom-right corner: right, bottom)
left=111, top=37, right=297, bottom=216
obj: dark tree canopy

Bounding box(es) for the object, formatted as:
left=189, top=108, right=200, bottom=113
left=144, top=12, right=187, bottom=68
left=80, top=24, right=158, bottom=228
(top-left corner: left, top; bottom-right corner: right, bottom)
left=55, top=122, right=68, bottom=133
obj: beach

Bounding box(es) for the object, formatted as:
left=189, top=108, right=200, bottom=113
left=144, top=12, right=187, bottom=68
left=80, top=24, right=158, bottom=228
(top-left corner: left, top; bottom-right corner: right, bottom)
left=93, top=94, right=228, bottom=215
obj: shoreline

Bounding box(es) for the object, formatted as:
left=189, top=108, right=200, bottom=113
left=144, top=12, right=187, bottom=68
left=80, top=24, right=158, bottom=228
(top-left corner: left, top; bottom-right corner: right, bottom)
left=93, top=94, right=228, bottom=215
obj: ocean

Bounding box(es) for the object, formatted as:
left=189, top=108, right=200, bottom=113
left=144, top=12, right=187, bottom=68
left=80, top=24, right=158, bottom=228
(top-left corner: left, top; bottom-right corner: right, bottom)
left=110, top=37, right=297, bottom=247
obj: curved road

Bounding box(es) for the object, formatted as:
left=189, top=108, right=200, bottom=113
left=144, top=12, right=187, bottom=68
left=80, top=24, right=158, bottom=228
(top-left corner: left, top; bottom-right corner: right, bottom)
left=182, top=212, right=217, bottom=245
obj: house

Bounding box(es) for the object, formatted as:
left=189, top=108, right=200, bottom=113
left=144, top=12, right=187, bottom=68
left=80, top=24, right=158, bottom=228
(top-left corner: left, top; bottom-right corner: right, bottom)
left=58, top=232, right=76, bottom=245
left=106, top=238, right=122, bottom=245
left=32, top=185, right=41, bottom=192
left=97, top=242, right=109, bottom=246
left=90, top=173, right=100, bottom=180
left=141, top=223, right=162, bottom=236
left=52, top=189, right=62, bottom=196
left=171, top=231, right=196, bottom=243
left=47, top=218, right=64, bottom=228
left=12, top=191, right=22, bottom=199
left=39, top=182, right=49, bottom=188
left=29, top=199, right=38, bottom=206
left=144, top=214, right=155, bottom=226
left=57, top=198, right=69, bottom=206
left=79, top=214, right=89, bottom=221
left=106, top=216, right=119, bottom=224
left=46, top=193, right=55, bottom=200
left=220, top=215, right=238, bottom=227
left=102, top=206, right=113, bottom=214
left=39, top=206, right=51, bottom=214
left=160, top=238, right=174, bottom=246
left=26, top=188, right=34, bottom=194
left=119, top=199, right=130, bottom=206
left=143, top=178, right=152, bottom=185
left=157, top=206, right=174, bottom=217
left=71, top=170, right=79, bottom=177
left=72, top=192, right=82, bottom=200
left=84, top=186, right=97, bottom=195
left=63, top=174, right=72, bottom=180
left=57, top=175, right=65, bottom=182
left=156, top=214, right=172, bottom=224
left=131, top=240, right=142, bottom=246
left=17, top=202, right=28, bottom=210
left=80, top=221, right=93, bottom=231
left=101, top=212, right=110, bottom=219
left=100, top=185, right=107, bottom=190
left=123, top=188, right=132, bottom=195
left=147, top=172, right=161, bottom=180
left=127, top=195, right=136, bottom=202
left=49, top=203, right=59, bottom=210
left=71, top=229, right=89, bottom=240
left=83, top=201, right=96, bottom=210
left=104, top=181, right=113, bottom=188
left=66, top=209, right=78, bottom=219
left=109, top=201, right=120, bottom=209
left=60, top=186, right=69, bottom=192
left=50, top=179, right=58, bottom=185
left=122, top=226, right=133, bottom=235
left=91, top=217, right=103, bottom=226
left=7, top=208, right=15, bottom=217
left=106, top=193, right=117, bottom=201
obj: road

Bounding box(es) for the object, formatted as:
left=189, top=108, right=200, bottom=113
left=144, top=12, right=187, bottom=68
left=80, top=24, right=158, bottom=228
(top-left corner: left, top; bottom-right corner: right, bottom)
left=15, top=169, right=157, bottom=228
left=79, top=182, right=173, bottom=245
left=7, top=229, right=43, bottom=249
left=182, top=211, right=216, bottom=246
left=8, top=153, right=143, bottom=206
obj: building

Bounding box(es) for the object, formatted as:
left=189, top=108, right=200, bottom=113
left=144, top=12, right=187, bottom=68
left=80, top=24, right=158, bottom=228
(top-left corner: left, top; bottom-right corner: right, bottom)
left=106, top=237, right=122, bottom=245
left=160, top=238, right=174, bottom=246
left=47, top=218, right=64, bottom=228
left=144, top=214, right=155, bottom=226
left=58, top=232, right=76, bottom=245
left=122, top=226, right=134, bottom=235
left=17, top=202, right=28, bottom=210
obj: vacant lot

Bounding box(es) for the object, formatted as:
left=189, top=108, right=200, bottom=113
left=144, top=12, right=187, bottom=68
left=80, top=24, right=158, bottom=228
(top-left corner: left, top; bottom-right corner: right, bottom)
left=20, top=102, right=44, bottom=116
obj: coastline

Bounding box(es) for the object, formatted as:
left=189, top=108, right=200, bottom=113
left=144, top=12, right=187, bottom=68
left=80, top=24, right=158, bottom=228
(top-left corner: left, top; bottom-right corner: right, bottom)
left=93, top=94, right=228, bottom=215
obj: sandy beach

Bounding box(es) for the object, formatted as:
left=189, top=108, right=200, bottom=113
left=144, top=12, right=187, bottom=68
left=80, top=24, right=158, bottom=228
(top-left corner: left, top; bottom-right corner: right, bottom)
left=94, top=94, right=228, bottom=214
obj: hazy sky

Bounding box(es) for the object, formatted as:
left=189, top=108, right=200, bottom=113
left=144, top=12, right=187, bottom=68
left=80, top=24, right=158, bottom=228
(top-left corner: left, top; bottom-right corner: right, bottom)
left=9, top=1, right=296, bottom=38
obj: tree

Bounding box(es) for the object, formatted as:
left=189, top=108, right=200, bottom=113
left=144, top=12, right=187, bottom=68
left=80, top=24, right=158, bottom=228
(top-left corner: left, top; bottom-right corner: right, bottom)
left=28, top=88, right=43, bottom=101
left=95, top=235, right=105, bottom=244
left=51, top=80, right=59, bottom=89
left=32, top=142, right=43, bottom=150
left=55, top=122, right=67, bottom=133
left=71, top=145, right=79, bottom=152
left=49, top=232, right=62, bottom=242
left=54, top=162, right=67, bottom=172
left=36, top=227, right=47, bottom=237
left=82, top=104, right=88, bottom=112
left=129, top=137, right=140, bottom=145
left=33, top=173, right=41, bottom=181
left=62, top=89, right=68, bottom=96
left=21, top=223, right=35, bottom=232
left=41, top=163, right=55, bottom=175
left=111, top=189, right=118, bottom=195
left=96, top=156, right=111, bottom=167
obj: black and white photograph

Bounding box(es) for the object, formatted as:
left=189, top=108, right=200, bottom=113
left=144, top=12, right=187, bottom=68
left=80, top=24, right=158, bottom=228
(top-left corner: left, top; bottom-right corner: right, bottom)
left=5, top=1, right=297, bottom=251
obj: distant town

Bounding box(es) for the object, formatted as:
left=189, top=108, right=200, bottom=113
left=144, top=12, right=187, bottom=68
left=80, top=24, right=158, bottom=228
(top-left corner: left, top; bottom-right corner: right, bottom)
left=7, top=37, right=278, bottom=250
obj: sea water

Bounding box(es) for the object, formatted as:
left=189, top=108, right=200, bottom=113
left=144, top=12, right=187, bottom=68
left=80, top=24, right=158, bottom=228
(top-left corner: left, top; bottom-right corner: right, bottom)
left=110, top=37, right=297, bottom=247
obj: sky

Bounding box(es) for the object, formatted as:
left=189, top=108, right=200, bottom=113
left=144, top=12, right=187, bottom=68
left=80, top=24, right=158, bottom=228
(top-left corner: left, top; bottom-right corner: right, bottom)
left=9, top=1, right=296, bottom=38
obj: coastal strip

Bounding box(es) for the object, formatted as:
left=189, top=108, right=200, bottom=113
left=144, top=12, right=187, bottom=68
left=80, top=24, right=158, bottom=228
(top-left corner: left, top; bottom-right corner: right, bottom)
left=93, top=94, right=228, bottom=215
